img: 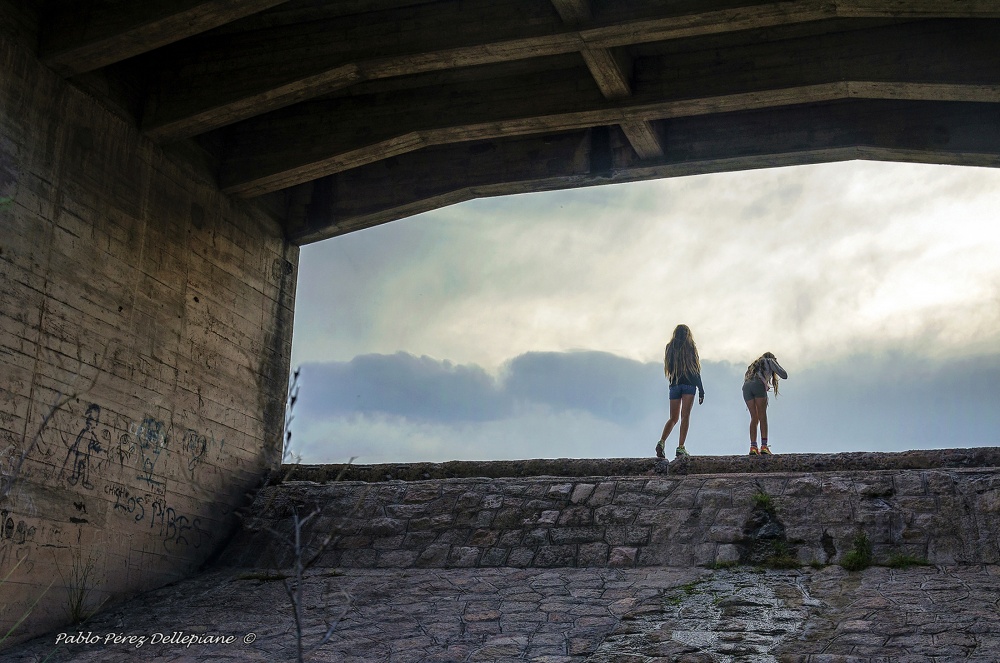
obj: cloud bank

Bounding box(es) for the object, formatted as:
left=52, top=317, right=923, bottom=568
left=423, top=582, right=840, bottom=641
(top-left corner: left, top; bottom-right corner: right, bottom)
left=290, top=349, right=1000, bottom=464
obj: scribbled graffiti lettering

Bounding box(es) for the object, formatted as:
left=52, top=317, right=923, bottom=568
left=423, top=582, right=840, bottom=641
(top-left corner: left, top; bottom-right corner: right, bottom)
left=105, top=482, right=145, bottom=522
left=0, top=510, right=36, bottom=546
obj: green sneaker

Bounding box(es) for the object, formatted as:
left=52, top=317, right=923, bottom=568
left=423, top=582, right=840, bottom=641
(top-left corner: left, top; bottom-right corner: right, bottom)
left=749, top=445, right=760, bottom=456
left=655, top=441, right=665, bottom=459
left=760, top=445, right=773, bottom=455
left=675, top=446, right=690, bottom=458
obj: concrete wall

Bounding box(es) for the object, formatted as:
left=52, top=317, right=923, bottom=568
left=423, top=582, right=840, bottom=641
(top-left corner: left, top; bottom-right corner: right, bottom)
left=225, top=469, right=1000, bottom=571
left=0, top=19, right=297, bottom=644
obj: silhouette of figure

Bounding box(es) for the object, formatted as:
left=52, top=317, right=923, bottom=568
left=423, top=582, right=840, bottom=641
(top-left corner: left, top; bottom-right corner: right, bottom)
left=63, top=403, right=101, bottom=489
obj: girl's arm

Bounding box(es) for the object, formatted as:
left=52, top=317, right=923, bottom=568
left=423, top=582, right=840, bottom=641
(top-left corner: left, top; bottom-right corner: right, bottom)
left=769, top=358, right=788, bottom=379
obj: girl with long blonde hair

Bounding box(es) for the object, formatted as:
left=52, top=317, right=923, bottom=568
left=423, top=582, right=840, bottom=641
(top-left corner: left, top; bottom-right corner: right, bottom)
left=742, top=351, right=788, bottom=455
left=656, top=324, right=705, bottom=459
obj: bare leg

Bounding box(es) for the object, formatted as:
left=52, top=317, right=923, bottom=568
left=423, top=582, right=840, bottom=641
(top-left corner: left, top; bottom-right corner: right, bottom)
left=659, top=398, right=682, bottom=442
left=756, top=397, right=769, bottom=442
left=677, top=394, right=696, bottom=448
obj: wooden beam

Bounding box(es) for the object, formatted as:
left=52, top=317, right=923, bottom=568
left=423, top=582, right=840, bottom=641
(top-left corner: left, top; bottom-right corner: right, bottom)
left=217, top=21, right=1000, bottom=196
left=550, top=0, right=591, bottom=25
left=39, top=0, right=290, bottom=77
left=142, top=1, right=1000, bottom=142
left=620, top=121, right=665, bottom=159
left=288, top=100, right=1000, bottom=243
left=580, top=47, right=631, bottom=99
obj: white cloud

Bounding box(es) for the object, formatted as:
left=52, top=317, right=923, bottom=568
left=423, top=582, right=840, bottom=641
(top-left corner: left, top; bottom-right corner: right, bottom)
left=293, top=160, right=1000, bottom=376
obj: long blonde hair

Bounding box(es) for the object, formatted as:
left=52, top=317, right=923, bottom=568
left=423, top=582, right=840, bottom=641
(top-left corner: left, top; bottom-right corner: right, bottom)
left=664, top=324, right=701, bottom=379
left=745, top=351, right=781, bottom=396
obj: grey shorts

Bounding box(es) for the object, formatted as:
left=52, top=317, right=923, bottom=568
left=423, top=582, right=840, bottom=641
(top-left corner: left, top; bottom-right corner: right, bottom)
left=742, top=379, right=767, bottom=402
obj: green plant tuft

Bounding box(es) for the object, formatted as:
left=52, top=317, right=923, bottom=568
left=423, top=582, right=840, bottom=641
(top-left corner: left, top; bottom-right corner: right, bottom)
left=885, top=552, right=930, bottom=569
left=762, top=541, right=799, bottom=569
left=751, top=490, right=774, bottom=513
left=841, top=532, right=873, bottom=572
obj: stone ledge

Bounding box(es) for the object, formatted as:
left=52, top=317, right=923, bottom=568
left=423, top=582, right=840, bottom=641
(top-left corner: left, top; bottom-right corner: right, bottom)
left=276, top=447, right=1000, bottom=483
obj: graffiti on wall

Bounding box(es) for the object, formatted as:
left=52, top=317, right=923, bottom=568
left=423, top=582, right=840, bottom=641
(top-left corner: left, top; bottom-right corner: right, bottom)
left=60, top=403, right=105, bottom=490
left=104, top=481, right=207, bottom=551
left=21, top=400, right=230, bottom=552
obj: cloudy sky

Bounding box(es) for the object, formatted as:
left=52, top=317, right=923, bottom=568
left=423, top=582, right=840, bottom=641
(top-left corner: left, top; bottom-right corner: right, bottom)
left=288, top=160, right=1000, bottom=464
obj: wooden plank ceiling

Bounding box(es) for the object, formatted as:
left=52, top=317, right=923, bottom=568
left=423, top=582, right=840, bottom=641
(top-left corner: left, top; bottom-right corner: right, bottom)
left=37, top=0, right=1000, bottom=244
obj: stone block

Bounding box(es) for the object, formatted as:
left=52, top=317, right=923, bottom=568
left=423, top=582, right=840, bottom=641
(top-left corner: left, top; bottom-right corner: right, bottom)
left=376, top=550, right=418, bottom=568
left=893, top=472, right=926, bottom=496
left=784, top=475, right=823, bottom=497
left=587, top=482, right=616, bottom=506
left=373, top=535, right=405, bottom=550
left=608, top=546, right=637, bottom=568
left=403, top=531, right=437, bottom=549
left=695, top=488, right=732, bottom=508
left=339, top=549, right=378, bottom=567
left=364, top=517, right=406, bottom=536
left=578, top=542, right=609, bottom=566
left=469, top=529, right=499, bottom=547
left=523, top=528, right=550, bottom=547
left=594, top=505, right=639, bottom=525
left=644, top=478, right=678, bottom=495
left=481, top=494, right=504, bottom=509
left=571, top=484, right=595, bottom=504
left=534, top=545, right=577, bottom=567
left=508, top=547, right=536, bottom=567
left=549, top=527, right=603, bottom=545
left=538, top=510, right=560, bottom=526
left=415, top=544, right=451, bottom=567
left=404, top=483, right=441, bottom=503
left=715, top=544, right=741, bottom=565
left=447, top=546, right=481, bottom=567
left=557, top=506, right=593, bottom=526
left=436, top=528, right=472, bottom=545
left=547, top=483, right=574, bottom=499
left=693, top=542, right=717, bottom=566
left=498, top=530, right=524, bottom=547
left=480, top=547, right=509, bottom=566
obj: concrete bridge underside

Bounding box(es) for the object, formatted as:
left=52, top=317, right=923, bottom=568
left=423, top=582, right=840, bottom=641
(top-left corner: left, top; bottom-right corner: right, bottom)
left=23, top=0, right=1000, bottom=242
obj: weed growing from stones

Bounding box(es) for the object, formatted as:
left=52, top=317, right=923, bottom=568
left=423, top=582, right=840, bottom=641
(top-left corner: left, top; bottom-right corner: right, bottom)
left=885, top=552, right=930, bottom=569
left=751, top=490, right=775, bottom=513
left=841, top=532, right=873, bottom=571
left=762, top=541, right=800, bottom=569
left=238, top=368, right=355, bottom=663
left=60, top=550, right=106, bottom=624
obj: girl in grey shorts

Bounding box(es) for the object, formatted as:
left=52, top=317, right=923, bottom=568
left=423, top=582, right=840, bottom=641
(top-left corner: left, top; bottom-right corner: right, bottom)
left=742, top=352, right=787, bottom=455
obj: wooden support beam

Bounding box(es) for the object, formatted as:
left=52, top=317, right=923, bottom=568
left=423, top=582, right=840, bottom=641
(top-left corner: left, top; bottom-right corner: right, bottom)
left=218, top=21, right=1000, bottom=196
left=550, top=0, right=591, bottom=25
left=580, top=47, right=631, bottom=99
left=620, top=121, right=665, bottom=159
left=287, top=100, right=1000, bottom=243
left=138, top=0, right=1000, bottom=142
left=39, top=0, right=290, bottom=77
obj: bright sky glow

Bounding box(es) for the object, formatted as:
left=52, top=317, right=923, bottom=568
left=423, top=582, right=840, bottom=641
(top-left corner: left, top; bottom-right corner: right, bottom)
left=289, top=160, right=1000, bottom=464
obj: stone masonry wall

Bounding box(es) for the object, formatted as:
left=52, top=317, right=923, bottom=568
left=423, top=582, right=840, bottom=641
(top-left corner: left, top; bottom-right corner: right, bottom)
left=0, top=18, right=297, bottom=644
left=225, top=468, right=1000, bottom=571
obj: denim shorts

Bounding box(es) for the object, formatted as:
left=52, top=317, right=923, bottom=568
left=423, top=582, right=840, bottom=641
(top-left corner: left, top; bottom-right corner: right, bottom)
left=669, top=384, right=697, bottom=400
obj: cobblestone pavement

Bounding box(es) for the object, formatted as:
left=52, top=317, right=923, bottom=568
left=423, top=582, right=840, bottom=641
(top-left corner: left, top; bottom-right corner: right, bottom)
left=6, top=565, right=1000, bottom=662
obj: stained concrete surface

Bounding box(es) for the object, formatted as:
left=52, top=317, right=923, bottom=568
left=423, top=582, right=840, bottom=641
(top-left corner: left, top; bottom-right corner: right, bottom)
left=7, top=564, right=1000, bottom=662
